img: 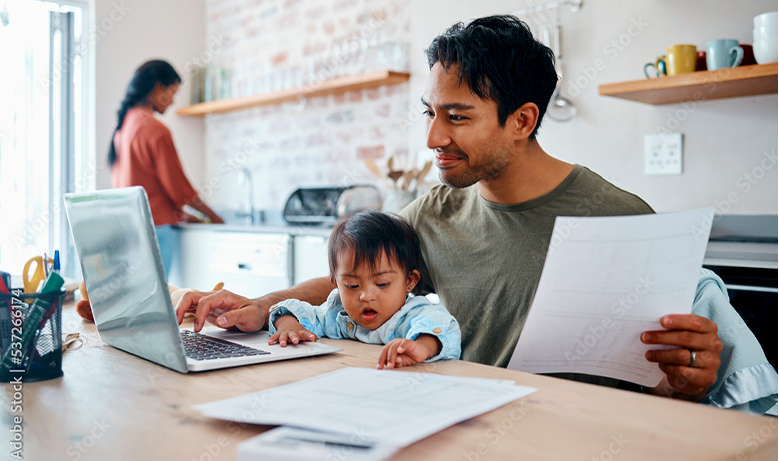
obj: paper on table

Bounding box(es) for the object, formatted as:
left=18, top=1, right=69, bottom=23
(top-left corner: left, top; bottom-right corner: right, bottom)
left=194, top=367, right=536, bottom=446
left=237, top=427, right=401, bottom=461
left=507, top=208, right=714, bottom=387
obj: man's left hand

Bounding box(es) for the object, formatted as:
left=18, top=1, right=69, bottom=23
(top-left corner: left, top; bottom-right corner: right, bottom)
left=641, top=314, right=723, bottom=400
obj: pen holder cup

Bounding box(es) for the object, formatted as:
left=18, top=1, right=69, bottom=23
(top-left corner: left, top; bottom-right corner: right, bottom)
left=0, top=290, right=65, bottom=382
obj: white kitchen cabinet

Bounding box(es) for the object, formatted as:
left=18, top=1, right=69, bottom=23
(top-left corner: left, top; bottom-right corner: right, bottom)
left=293, top=235, right=330, bottom=285
left=168, top=229, right=209, bottom=289
left=171, top=229, right=292, bottom=298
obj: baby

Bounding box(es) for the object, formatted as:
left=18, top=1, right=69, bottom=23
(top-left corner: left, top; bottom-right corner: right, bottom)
left=268, top=210, right=461, bottom=369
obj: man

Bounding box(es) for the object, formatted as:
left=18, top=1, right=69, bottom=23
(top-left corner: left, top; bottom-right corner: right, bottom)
left=176, top=15, right=776, bottom=410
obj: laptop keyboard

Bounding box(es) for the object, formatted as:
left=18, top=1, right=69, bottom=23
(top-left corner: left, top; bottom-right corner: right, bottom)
left=181, top=330, right=270, bottom=361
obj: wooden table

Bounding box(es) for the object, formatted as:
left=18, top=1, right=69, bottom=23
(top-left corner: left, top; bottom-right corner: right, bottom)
left=4, top=305, right=777, bottom=461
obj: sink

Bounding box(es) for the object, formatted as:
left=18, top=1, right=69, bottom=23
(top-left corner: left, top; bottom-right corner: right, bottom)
left=233, top=209, right=266, bottom=226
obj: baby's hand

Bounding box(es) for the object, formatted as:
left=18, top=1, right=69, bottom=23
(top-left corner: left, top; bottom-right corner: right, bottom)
left=269, top=315, right=317, bottom=347
left=377, top=336, right=440, bottom=370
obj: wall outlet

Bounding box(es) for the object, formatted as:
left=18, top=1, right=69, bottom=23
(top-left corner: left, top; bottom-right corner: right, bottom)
left=644, top=133, right=683, bottom=175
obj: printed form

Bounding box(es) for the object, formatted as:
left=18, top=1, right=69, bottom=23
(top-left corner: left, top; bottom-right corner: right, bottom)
left=194, top=367, right=535, bottom=447
left=507, top=208, right=714, bottom=387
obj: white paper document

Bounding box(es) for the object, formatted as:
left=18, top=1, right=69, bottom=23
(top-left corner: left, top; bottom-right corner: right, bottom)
left=237, top=427, right=401, bottom=461
left=507, top=208, right=714, bottom=387
left=194, top=367, right=536, bottom=447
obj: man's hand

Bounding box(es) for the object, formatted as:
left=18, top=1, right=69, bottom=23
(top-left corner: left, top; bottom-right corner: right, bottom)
left=268, top=315, right=317, bottom=347
left=377, top=335, right=441, bottom=370
left=641, top=314, right=723, bottom=400
left=174, top=289, right=265, bottom=333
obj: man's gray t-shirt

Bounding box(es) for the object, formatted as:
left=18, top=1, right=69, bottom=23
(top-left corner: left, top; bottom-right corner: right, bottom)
left=400, top=164, right=654, bottom=372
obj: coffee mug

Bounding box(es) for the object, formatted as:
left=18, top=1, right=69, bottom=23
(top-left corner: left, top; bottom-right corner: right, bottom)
left=695, top=51, right=707, bottom=71
left=754, top=11, right=778, bottom=27
left=706, top=39, right=744, bottom=70
left=753, top=11, right=778, bottom=64
left=644, top=57, right=666, bottom=78
left=644, top=45, right=696, bottom=78
left=664, top=44, right=698, bottom=76
left=740, top=44, right=757, bottom=66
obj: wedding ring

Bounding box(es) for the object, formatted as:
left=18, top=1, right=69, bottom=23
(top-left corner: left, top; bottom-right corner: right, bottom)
left=688, top=350, right=697, bottom=368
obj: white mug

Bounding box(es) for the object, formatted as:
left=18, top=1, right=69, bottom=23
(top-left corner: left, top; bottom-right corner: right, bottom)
left=753, top=11, right=778, bottom=64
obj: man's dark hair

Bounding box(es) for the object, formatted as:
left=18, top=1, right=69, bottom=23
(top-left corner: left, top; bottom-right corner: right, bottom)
left=425, top=15, right=557, bottom=138
left=328, top=210, right=430, bottom=296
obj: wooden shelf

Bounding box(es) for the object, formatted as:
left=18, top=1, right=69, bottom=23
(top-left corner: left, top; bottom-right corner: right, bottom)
left=176, top=70, right=410, bottom=117
left=598, top=63, right=777, bottom=105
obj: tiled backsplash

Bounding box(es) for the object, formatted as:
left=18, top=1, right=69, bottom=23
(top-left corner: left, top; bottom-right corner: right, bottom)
left=201, top=0, right=413, bottom=211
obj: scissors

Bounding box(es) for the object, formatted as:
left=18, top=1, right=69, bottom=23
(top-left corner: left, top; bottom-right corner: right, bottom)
left=23, top=255, right=53, bottom=293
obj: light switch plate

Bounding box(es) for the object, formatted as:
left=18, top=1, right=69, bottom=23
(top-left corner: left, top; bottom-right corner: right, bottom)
left=644, top=133, right=683, bottom=175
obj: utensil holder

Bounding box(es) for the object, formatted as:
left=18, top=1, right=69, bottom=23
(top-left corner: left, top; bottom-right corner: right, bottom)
left=382, top=189, right=417, bottom=213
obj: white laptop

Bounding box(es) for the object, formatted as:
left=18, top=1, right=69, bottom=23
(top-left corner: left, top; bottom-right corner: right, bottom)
left=64, top=186, right=341, bottom=373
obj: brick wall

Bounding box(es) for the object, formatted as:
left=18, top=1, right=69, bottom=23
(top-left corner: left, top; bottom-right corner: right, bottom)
left=201, top=0, right=412, bottom=212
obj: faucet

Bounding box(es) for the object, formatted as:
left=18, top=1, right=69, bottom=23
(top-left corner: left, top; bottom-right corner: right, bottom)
left=235, top=167, right=255, bottom=225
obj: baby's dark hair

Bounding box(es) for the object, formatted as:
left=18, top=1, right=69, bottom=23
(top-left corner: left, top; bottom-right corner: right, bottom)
left=328, top=210, right=430, bottom=296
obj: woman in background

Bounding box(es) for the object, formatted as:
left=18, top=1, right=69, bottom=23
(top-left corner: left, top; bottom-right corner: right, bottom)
left=109, top=60, right=223, bottom=277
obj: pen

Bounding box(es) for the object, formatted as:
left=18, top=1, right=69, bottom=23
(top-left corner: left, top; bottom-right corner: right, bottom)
left=53, top=250, right=60, bottom=274
left=43, top=252, right=49, bottom=279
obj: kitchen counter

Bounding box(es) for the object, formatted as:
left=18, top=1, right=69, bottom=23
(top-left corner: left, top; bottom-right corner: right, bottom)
left=704, top=214, right=778, bottom=269
left=175, top=225, right=779, bottom=268
left=704, top=241, right=778, bottom=269
left=174, top=222, right=333, bottom=238
left=175, top=209, right=334, bottom=237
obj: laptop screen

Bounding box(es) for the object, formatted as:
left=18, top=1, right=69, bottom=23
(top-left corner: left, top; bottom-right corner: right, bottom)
left=64, top=187, right=188, bottom=372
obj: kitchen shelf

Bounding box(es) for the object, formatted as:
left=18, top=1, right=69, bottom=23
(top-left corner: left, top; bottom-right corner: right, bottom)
left=598, top=63, right=778, bottom=105
left=176, top=70, right=410, bottom=117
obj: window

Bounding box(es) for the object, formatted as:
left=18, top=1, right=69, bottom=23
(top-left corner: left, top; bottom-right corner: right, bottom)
left=0, top=0, right=92, bottom=279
